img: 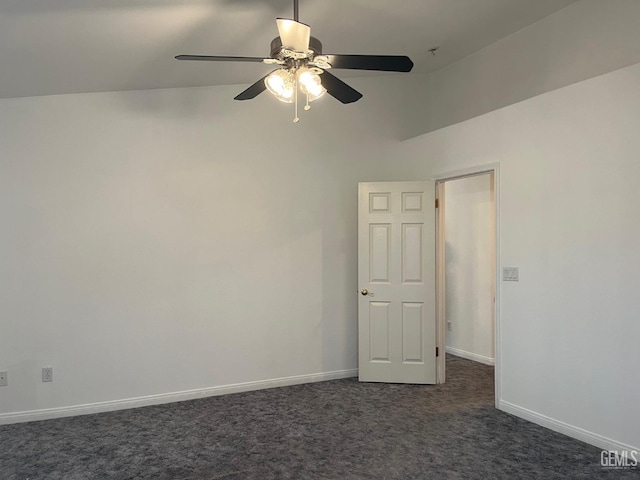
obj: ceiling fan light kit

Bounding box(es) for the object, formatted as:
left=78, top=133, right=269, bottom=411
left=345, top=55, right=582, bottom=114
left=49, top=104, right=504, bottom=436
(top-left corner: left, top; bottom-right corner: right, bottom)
left=176, top=0, right=414, bottom=123
left=265, top=67, right=326, bottom=103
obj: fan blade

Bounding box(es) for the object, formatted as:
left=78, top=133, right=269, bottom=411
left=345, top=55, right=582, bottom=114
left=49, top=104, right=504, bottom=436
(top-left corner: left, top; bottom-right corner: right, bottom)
left=324, top=54, right=414, bottom=72
left=234, top=73, right=272, bottom=101
left=175, top=55, right=266, bottom=63
left=276, top=18, right=311, bottom=52
left=320, top=71, right=363, bottom=104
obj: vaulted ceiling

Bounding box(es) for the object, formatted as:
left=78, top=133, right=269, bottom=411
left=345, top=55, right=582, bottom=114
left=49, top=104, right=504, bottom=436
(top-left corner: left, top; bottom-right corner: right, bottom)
left=0, top=0, right=577, bottom=99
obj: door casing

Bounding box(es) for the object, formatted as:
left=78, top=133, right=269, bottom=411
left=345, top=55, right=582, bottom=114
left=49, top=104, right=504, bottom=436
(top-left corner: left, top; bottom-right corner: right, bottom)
left=433, top=163, right=501, bottom=406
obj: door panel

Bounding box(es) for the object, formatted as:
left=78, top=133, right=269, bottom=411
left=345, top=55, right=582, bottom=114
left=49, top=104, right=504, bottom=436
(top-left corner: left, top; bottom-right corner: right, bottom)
left=369, top=302, right=391, bottom=362
left=358, top=181, right=436, bottom=384
left=370, top=224, right=391, bottom=283
left=402, top=224, right=423, bottom=283
left=402, top=302, right=424, bottom=363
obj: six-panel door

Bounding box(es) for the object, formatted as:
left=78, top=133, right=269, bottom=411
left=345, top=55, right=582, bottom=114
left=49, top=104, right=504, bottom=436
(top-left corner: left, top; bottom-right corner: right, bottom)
left=358, top=182, right=436, bottom=384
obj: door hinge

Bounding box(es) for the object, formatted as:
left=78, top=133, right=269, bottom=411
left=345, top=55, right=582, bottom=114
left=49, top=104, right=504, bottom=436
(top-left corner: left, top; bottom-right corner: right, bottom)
left=436, top=347, right=439, bottom=357
left=435, top=198, right=439, bottom=209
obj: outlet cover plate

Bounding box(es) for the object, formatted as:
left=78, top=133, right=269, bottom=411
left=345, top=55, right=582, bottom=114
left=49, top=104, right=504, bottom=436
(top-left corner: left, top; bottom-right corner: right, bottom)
left=42, top=367, right=53, bottom=383
left=0, top=371, right=7, bottom=386
left=503, top=266, right=520, bottom=282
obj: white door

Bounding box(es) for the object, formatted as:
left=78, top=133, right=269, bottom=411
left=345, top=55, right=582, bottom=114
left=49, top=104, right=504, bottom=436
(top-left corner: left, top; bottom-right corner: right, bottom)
left=358, top=181, right=437, bottom=384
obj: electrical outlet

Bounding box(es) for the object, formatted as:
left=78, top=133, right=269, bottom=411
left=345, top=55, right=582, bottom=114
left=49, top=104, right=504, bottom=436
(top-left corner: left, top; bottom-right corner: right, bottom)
left=447, top=321, right=452, bottom=331
left=42, top=367, right=53, bottom=383
left=0, top=371, right=7, bottom=387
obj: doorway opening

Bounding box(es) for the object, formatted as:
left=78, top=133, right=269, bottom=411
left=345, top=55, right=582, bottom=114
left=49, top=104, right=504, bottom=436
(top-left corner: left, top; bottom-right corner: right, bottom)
left=435, top=165, right=499, bottom=406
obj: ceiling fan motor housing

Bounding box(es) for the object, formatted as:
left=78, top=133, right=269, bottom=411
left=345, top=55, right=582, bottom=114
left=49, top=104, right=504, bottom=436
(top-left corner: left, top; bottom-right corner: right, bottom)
left=270, top=36, right=323, bottom=60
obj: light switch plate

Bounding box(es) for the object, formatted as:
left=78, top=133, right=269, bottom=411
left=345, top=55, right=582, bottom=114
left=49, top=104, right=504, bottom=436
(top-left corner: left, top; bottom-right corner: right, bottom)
left=0, top=371, right=7, bottom=387
left=503, top=267, right=520, bottom=282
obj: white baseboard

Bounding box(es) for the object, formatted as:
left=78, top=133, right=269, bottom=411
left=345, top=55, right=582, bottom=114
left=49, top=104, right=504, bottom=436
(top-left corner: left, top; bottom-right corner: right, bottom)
left=499, top=400, right=639, bottom=453
left=0, top=368, right=358, bottom=426
left=445, top=346, right=495, bottom=366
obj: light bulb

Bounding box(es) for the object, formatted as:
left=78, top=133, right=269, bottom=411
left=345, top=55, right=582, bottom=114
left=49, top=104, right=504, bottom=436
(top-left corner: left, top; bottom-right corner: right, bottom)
left=298, top=67, right=326, bottom=102
left=265, top=74, right=284, bottom=94
left=265, top=69, right=295, bottom=103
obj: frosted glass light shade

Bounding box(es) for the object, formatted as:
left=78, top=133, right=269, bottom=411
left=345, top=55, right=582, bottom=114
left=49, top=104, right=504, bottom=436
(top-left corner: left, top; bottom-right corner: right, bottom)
left=298, top=68, right=326, bottom=101
left=265, top=69, right=295, bottom=103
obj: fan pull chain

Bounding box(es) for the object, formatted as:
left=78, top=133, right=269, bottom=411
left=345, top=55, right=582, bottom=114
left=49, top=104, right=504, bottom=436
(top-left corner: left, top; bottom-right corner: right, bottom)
left=305, top=94, right=311, bottom=111
left=293, top=72, right=300, bottom=123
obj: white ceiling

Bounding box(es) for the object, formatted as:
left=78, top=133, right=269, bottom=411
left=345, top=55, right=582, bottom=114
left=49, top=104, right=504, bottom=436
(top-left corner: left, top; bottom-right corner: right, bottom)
left=0, top=0, right=578, bottom=99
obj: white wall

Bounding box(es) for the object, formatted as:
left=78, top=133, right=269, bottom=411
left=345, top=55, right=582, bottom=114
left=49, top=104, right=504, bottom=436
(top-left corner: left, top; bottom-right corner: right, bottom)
left=398, top=61, right=640, bottom=451
left=0, top=74, right=423, bottom=420
left=401, top=0, right=640, bottom=138
left=444, top=174, right=494, bottom=365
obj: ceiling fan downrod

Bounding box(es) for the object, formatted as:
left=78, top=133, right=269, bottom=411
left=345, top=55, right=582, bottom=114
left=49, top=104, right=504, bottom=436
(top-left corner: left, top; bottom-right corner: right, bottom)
left=293, top=0, right=299, bottom=22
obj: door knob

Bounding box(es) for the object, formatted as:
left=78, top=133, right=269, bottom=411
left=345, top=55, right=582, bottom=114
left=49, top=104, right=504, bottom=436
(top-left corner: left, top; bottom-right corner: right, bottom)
left=361, top=289, right=368, bottom=296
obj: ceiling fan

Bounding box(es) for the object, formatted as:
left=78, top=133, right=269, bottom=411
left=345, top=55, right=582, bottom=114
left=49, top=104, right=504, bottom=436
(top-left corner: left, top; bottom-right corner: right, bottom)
left=175, top=0, right=414, bottom=122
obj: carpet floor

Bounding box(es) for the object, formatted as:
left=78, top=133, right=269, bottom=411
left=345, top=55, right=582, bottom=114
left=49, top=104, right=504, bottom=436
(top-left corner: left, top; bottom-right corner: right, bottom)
left=0, top=355, right=636, bottom=479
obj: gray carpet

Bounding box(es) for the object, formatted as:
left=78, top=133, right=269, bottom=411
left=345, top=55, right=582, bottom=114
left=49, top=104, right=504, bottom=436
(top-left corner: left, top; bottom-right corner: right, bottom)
left=0, top=355, right=636, bottom=479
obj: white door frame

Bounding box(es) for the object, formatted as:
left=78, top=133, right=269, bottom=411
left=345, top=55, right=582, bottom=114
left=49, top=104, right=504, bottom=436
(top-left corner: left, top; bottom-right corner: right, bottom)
left=432, top=163, right=501, bottom=407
